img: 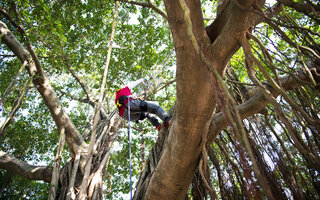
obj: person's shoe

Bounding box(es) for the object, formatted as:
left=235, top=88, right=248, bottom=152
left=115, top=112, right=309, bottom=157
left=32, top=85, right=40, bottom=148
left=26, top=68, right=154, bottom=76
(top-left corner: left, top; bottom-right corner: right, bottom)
left=165, top=117, right=171, bottom=128
left=156, top=124, right=162, bottom=131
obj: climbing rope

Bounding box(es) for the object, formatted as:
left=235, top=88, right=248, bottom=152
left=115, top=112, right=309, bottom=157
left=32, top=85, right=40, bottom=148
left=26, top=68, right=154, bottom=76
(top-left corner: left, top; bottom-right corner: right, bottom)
left=125, top=48, right=174, bottom=199
left=127, top=97, right=133, bottom=200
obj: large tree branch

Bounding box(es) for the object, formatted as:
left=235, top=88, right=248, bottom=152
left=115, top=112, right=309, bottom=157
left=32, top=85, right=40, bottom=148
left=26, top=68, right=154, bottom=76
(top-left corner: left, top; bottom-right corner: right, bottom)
left=0, top=20, right=86, bottom=158
left=208, top=66, right=320, bottom=143
left=0, top=151, right=52, bottom=183
left=209, top=0, right=262, bottom=73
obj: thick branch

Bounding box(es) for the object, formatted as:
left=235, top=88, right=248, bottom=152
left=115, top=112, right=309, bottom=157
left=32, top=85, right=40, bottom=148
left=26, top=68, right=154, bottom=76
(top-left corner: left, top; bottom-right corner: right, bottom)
left=208, top=0, right=258, bottom=73
left=0, top=20, right=86, bottom=157
left=208, top=67, right=319, bottom=142
left=0, top=151, right=52, bottom=183
left=48, top=128, right=65, bottom=200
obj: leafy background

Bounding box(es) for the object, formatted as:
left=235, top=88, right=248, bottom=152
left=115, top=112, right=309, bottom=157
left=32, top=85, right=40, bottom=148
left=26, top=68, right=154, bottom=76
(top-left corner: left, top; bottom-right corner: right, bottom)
left=1, top=0, right=320, bottom=199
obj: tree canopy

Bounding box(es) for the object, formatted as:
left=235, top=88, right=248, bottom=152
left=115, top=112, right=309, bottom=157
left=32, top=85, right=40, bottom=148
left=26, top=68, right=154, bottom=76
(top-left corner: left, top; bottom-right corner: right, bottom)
left=0, top=0, right=320, bottom=199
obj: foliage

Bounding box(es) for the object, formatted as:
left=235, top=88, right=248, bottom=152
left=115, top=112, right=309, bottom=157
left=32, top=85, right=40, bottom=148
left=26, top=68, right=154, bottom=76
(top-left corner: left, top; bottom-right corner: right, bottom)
left=0, top=172, right=49, bottom=200
left=1, top=0, right=174, bottom=198
left=1, top=0, right=320, bottom=199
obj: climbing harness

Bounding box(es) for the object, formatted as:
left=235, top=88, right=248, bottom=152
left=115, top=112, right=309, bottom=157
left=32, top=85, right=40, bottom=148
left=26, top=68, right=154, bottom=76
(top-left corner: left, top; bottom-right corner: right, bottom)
left=116, top=95, right=129, bottom=112
left=127, top=97, right=133, bottom=200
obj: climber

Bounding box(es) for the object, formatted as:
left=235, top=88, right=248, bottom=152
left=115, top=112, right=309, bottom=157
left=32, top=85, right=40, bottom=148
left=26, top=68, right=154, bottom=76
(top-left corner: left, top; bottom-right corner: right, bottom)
left=115, top=78, right=171, bottom=131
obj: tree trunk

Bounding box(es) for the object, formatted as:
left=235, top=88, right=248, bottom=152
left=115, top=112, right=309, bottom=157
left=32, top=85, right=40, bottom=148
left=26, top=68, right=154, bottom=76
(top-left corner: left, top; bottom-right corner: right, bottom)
left=55, top=114, right=121, bottom=200
left=134, top=109, right=173, bottom=199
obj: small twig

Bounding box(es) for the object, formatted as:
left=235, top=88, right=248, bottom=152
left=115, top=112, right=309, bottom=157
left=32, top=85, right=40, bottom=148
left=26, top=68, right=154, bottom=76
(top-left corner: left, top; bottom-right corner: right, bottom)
left=0, top=54, right=15, bottom=57
left=58, top=89, right=95, bottom=106
left=64, top=59, right=96, bottom=105
left=0, top=75, right=33, bottom=137
left=1, top=60, right=27, bottom=102
left=155, top=79, right=176, bottom=92
left=226, top=79, right=256, bottom=86
left=116, top=0, right=168, bottom=20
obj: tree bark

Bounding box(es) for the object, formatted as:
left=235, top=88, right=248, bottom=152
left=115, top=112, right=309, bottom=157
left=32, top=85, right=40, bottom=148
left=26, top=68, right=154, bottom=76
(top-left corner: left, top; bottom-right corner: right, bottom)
left=133, top=0, right=320, bottom=198
left=134, top=56, right=319, bottom=200
left=1, top=1, right=320, bottom=199
left=0, top=151, right=52, bottom=183
left=0, top=21, right=86, bottom=157
left=0, top=16, right=123, bottom=200
left=208, top=67, right=319, bottom=142
left=49, top=128, right=66, bottom=200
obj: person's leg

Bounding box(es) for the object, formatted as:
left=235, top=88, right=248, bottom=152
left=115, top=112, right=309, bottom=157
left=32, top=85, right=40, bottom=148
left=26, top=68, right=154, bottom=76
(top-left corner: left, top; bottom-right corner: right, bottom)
left=144, top=101, right=170, bottom=123
left=124, top=99, right=171, bottom=128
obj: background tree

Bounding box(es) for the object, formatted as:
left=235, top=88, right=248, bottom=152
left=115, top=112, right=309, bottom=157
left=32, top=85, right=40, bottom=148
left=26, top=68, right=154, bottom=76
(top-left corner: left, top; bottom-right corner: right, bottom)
left=0, top=0, right=319, bottom=200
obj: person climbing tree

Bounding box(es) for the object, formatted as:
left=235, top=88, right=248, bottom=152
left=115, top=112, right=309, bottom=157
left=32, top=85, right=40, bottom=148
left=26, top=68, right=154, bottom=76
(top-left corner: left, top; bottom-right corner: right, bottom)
left=115, top=78, right=171, bottom=131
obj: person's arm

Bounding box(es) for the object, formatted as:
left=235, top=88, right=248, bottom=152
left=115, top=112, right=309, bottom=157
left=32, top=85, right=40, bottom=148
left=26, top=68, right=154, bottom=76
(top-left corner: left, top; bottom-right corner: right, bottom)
left=127, top=78, right=145, bottom=90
